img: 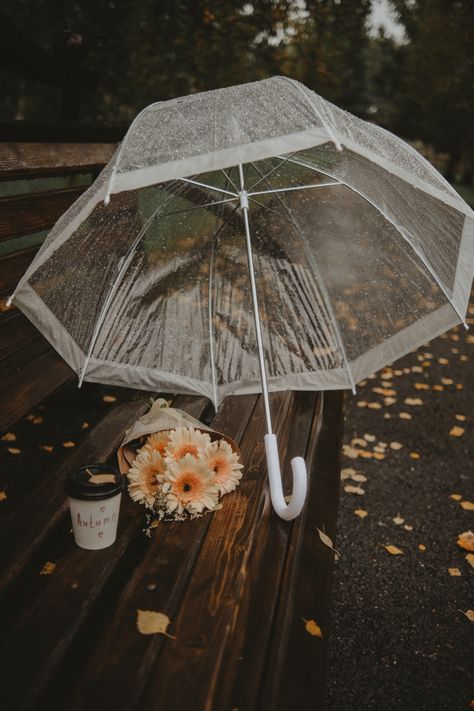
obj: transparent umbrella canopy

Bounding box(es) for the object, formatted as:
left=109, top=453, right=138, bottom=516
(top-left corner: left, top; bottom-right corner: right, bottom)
left=9, top=77, right=474, bottom=520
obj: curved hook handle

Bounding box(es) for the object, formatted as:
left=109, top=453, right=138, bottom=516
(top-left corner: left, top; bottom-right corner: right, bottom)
left=264, top=433, right=307, bottom=520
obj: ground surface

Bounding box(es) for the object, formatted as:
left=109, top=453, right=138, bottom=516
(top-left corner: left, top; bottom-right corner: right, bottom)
left=327, top=292, right=474, bottom=711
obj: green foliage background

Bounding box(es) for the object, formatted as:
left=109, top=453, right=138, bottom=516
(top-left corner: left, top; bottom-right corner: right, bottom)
left=1, top=0, right=473, bottom=185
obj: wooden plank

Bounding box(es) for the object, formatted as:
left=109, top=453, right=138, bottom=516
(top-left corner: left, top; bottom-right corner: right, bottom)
left=47, top=394, right=258, bottom=711
left=0, top=187, right=86, bottom=242
left=0, top=246, right=38, bottom=295
left=0, top=347, right=73, bottom=433
left=0, top=143, right=116, bottom=180
left=259, top=390, right=345, bottom=711
left=0, top=395, right=209, bottom=711
left=0, top=311, right=40, bottom=362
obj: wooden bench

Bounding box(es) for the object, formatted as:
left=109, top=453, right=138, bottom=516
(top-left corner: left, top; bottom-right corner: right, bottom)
left=0, top=132, right=344, bottom=711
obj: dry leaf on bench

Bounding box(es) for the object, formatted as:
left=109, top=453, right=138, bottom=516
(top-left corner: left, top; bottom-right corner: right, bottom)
left=136, top=610, right=176, bottom=638
left=40, top=562, right=56, bottom=575
left=457, top=531, right=474, bottom=552
left=384, top=545, right=403, bottom=556
left=303, top=618, right=323, bottom=637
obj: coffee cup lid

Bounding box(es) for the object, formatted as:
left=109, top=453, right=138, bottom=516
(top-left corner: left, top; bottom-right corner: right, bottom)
left=65, top=465, right=123, bottom=501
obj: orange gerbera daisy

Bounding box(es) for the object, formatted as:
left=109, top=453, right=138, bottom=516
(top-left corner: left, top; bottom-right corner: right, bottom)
left=202, top=439, right=243, bottom=495
left=162, top=454, right=218, bottom=516
left=164, top=426, right=211, bottom=462
left=127, top=448, right=166, bottom=508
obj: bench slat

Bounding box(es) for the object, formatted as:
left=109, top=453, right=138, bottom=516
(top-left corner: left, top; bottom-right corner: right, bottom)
left=0, top=187, right=85, bottom=242
left=0, top=143, right=115, bottom=180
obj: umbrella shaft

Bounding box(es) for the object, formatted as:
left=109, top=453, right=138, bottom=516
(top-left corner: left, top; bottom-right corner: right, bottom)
left=239, top=166, right=273, bottom=436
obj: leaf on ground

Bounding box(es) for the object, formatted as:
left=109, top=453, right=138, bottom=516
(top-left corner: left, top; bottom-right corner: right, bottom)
left=303, top=618, right=323, bottom=637
left=384, top=545, right=403, bottom=556
left=460, top=501, right=474, bottom=511
left=103, top=394, right=117, bottom=403
left=450, top=494, right=462, bottom=501
left=40, top=562, right=56, bottom=575
left=449, top=426, right=465, bottom=437
left=0, top=490, right=7, bottom=501
left=457, top=531, right=474, bottom=552
left=466, top=554, right=474, bottom=569
left=448, top=568, right=461, bottom=576
left=459, top=610, right=474, bottom=622
left=62, top=441, right=76, bottom=448
left=316, top=528, right=341, bottom=557
left=1, top=432, right=16, bottom=442
left=39, top=444, right=54, bottom=452
left=136, top=610, right=176, bottom=637
left=393, top=515, right=404, bottom=525
left=344, top=485, right=365, bottom=495
left=7, top=447, right=21, bottom=455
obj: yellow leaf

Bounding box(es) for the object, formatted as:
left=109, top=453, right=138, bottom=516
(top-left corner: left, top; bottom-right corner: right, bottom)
left=449, top=426, right=464, bottom=437
left=354, top=509, right=368, bottom=518
left=136, top=610, right=176, bottom=637
left=384, top=545, right=403, bottom=555
left=344, top=485, right=365, bottom=495
left=0, top=490, right=7, bottom=501
left=448, top=568, right=461, bottom=576
left=7, top=447, right=21, bottom=455
left=303, top=618, right=323, bottom=637
left=1, top=432, right=16, bottom=442
left=460, top=501, right=474, bottom=511
left=103, top=394, right=117, bottom=403
left=457, top=531, right=474, bottom=552
left=390, top=442, right=403, bottom=450
left=466, top=553, right=474, bottom=569
left=62, top=441, right=76, bottom=448
left=418, top=544, right=426, bottom=551
left=40, top=562, right=56, bottom=575
left=450, top=494, right=462, bottom=501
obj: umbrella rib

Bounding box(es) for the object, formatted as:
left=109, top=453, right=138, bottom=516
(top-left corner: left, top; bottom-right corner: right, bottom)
left=279, top=155, right=468, bottom=329
left=179, top=177, right=237, bottom=197
left=249, top=161, right=357, bottom=394
left=248, top=181, right=341, bottom=197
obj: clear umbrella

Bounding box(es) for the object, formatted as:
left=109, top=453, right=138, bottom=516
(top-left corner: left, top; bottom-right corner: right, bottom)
left=8, top=77, right=474, bottom=520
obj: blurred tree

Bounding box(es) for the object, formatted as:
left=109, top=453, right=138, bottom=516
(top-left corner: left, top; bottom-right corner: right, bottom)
left=389, top=0, right=474, bottom=183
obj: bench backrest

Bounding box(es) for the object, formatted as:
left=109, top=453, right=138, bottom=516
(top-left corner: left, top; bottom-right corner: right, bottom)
left=0, top=128, right=120, bottom=432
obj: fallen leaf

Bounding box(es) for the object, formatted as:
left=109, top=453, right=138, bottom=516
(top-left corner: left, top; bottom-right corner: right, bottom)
left=390, top=442, right=403, bottom=450
left=459, top=609, right=474, bottom=622
left=466, top=554, right=474, bottom=569
left=136, top=610, right=176, bottom=637
left=460, top=501, right=474, bottom=511
left=354, top=509, right=368, bottom=518
left=344, top=485, right=365, bottom=495
left=418, top=544, right=426, bottom=551
left=384, top=545, right=403, bottom=556
left=457, top=531, right=474, bottom=552
left=404, top=397, right=423, bottom=406
left=103, top=394, right=117, bottom=403
left=448, top=568, right=461, bottom=576
left=40, top=562, right=56, bottom=575
left=316, top=528, right=341, bottom=557
left=450, top=494, right=462, bottom=501
left=303, top=618, right=323, bottom=637
left=449, top=426, right=465, bottom=437
left=7, top=447, right=21, bottom=455
left=1, top=432, right=16, bottom=442
left=0, top=490, right=7, bottom=501
left=393, top=515, right=404, bottom=525
left=62, top=441, right=76, bottom=448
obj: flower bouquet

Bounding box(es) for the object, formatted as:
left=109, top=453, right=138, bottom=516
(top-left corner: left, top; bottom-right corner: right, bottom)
left=117, top=399, right=243, bottom=531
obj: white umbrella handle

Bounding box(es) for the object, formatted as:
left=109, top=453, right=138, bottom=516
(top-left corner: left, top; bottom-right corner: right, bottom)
left=264, top=434, right=307, bottom=520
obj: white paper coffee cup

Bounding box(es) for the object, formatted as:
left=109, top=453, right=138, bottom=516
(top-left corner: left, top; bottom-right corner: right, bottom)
left=65, top=465, right=124, bottom=550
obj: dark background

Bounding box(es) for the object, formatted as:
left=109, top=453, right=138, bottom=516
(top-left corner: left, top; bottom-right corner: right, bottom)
left=1, top=0, right=473, bottom=193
